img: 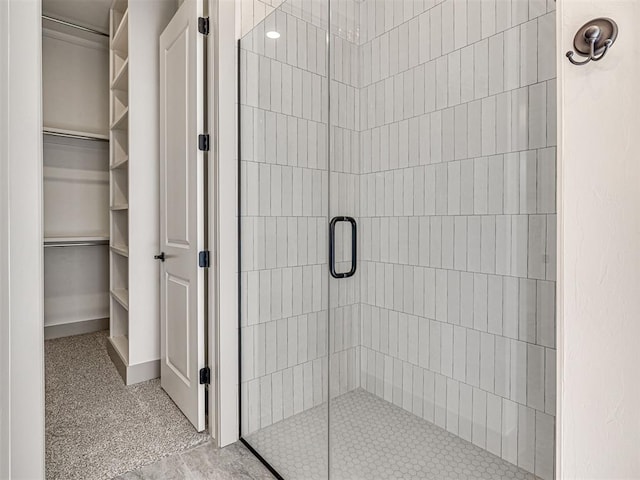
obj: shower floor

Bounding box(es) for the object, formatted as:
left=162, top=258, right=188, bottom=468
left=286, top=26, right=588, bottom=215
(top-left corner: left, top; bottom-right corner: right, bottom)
left=245, top=388, right=540, bottom=480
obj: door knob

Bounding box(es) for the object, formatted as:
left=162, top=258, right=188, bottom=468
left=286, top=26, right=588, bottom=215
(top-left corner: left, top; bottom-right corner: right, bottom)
left=154, top=252, right=166, bottom=262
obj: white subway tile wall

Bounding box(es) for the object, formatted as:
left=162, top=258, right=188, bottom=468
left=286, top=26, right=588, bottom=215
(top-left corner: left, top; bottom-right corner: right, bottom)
left=240, top=1, right=556, bottom=479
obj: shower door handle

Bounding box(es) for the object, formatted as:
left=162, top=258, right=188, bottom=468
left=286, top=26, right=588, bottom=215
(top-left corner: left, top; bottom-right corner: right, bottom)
left=329, top=216, right=357, bottom=279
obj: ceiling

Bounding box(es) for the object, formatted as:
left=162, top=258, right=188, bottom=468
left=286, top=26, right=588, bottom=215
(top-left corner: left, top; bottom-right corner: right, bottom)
left=42, top=0, right=112, bottom=35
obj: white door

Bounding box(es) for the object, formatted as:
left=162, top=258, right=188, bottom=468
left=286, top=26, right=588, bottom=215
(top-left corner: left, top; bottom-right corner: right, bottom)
left=159, top=0, right=206, bottom=432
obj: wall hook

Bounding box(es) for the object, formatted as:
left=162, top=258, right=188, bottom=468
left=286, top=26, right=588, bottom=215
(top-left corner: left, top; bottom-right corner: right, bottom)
left=566, top=18, right=618, bottom=65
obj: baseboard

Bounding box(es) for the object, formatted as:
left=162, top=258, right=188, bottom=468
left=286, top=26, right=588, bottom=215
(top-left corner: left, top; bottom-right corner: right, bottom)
left=106, top=338, right=160, bottom=386
left=44, top=317, right=109, bottom=340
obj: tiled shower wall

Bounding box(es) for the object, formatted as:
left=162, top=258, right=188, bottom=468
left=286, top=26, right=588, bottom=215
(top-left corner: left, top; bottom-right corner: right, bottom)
left=239, top=0, right=363, bottom=436
left=356, top=1, right=556, bottom=479
left=240, top=0, right=557, bottom=478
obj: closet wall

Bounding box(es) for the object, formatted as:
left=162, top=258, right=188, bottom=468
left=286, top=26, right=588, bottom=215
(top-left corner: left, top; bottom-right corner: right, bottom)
left=42, top=19, right=110, bottom=338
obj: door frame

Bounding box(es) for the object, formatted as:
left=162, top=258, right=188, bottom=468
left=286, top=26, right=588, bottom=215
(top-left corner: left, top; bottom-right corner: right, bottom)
left=0, top=0, right=45, bottom=478
left=0, top=1, right=240, bottom=477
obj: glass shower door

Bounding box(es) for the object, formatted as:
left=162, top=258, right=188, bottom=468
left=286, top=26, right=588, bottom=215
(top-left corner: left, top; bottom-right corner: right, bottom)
left=239, top=0, right=556, bottom=479
left=327, top=1, right=556, bottom=480
left=238, top=1, right=331, bottom=478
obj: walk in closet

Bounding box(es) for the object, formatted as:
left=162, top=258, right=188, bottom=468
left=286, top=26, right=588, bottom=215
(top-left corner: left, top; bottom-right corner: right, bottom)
left=43, top=0, right=177, bottom=385
left=42, top=14, right=110, bottom=339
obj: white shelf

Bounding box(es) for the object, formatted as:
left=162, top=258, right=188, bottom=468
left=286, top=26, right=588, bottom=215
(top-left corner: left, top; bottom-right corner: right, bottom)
left=110, top=156, right=129, bottom=170
left=111, top=9, right=129, bottom=55
left=110, top=204, right=129, bottom=211
left=44, top=235, right=109, bottom=243
left=43, top=127, right=109, bottom=142
left=110, top=244, right=129, bottom=257
left=110, top=107, right=129, bottom=131
left=111, top=288, right=129, bottom=310
left=109, top=335, right=129, bottom=364
left=111, top=58, right=129, bottom=91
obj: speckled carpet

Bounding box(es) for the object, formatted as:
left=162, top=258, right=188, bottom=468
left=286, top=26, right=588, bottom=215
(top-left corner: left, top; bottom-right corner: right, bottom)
left=45, top=331, right=209, bottom=480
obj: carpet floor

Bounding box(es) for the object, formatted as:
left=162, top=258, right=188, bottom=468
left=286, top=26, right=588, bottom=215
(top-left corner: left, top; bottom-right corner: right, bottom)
left=45, top=330, right=209, bottom=480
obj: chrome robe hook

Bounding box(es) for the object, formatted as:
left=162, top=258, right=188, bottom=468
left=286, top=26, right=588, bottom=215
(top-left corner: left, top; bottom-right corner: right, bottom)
left=566, top=18, right=618, bottom=65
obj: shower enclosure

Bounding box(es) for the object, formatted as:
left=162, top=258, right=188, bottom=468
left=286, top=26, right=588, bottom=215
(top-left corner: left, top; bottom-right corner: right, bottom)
left=238, top=0, right=556, bottom=478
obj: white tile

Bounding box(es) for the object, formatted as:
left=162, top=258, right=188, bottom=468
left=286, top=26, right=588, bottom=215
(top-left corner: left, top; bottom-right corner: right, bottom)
left=459, top=383, right=474, bottom=442
left=537, top=280, right=555, bottom=347
left=442, top=108, right=455, bottom=163
left=481, top=96, right=496, bottom=156
left=529, top=82, right=547, bottom=149
left=468, top=100, right=482, bottom=159
left=448, top=162, right=461, bottom=215
left=435, top=373, right=447, bottom=428
left=495, top=215, right=512, bottom=276
left=510, top=339, right=527, bottom=405
left=446, top=378, right=460, bottom=434
left=519, top=278, right=537, bottom=342
left=474, top=39, right=489, bottom=99
left=512, top=87, right=529, bottom=152
left=545, top=348, right=556, bottom=415
left=481, top=216, right=496, bottom=274
left=511, top=215, right=529, bottom=277
left=441, top=323, right=454, bottom=377
left=486, top=392, right=502, bottom=456
left=480, top=0, right=496, bottom=39
left=504, top=26, right=521, bottom=90
left=466, top=329, right=481, bottom=388
left=461, top=46, right=475, bottom=104
left=474, top=273, right=488, bottom=331
left=480, top=332, right=495, bottom=392
left=518, top=404, right=536, bottom=472
left=488, top=275, right=503, bottom=336
left=488, top=155, right=504, bottom=214
left=488, top=33, right=504, bottom=96
left=474, top=157, right=489, bottom=214
left=528, top=215, right=547, bottom=280
left=537, top=147, right=556, bottom=214
left=472, top=387, right=487, bottom=448
left=461, top=160, right=475, bottom=215
left=453, top=325, right=467, bottom=382
left=527, top=343, right=545, bottom=411
left=496, top=0, right=512, bottom=33
left=535, top=412, right=555, bottom=480
left=429, top=320, right=441, bottom=374
left=501, top=398, right=518, bottom=465
left=503, top=276, right=519, bottom=339
left=448, top=51, right=462, bottom=107
left=520, top=20, right=538, bottom=86
left=460, top=272, right=475, bottom=328
left=423, top=370, right=436, bottom=423
left=494, top=335, right=510, bottom=398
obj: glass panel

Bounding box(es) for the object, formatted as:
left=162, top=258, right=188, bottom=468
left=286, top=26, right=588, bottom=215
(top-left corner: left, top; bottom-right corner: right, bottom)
left=327, top=1, right=557, bottom=480
left=238, top=1, right=331, bottom=478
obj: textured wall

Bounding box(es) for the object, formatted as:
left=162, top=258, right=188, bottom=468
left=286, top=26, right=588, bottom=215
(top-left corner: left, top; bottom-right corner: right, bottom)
left=558, top=1, right=640, bottom=478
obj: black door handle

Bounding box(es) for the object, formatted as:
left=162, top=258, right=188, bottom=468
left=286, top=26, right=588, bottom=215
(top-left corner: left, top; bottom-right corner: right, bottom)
left=154, top=252, right=166, bottom=262
left=329, top=216, right=357, bottom=279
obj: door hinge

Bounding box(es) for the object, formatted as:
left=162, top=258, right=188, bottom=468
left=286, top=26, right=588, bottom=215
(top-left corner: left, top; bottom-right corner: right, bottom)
left=198, top=134, right=210, bottom=151
left=199, top=366, right=211, bottom=385
left=198, top=250, right=210, bottom=268
left=198, top=17, right=210, bottom=35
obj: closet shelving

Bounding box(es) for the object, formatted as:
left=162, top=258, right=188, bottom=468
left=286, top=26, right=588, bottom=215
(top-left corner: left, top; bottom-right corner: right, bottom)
left=42, top=16, right=110, bottom=338
left=105, top=0, right=175, bottom=384
left=109, top=0, right=130, bottom=366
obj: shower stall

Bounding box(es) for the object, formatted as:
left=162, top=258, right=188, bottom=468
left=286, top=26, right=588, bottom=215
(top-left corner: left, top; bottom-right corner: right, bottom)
left=238, top=0, right=556, bottom=478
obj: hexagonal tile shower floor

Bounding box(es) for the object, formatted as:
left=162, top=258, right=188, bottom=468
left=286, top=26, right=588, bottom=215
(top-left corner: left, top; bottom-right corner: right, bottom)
left=245, top=389, right=541, bottom=480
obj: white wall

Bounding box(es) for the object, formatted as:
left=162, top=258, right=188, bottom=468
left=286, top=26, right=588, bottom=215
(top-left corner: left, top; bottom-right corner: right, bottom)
left=0, top=0, right=45, bottom=478
left=212, top=0, right=241, bottom=447
left=557, top=1, right=640, bottom=478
